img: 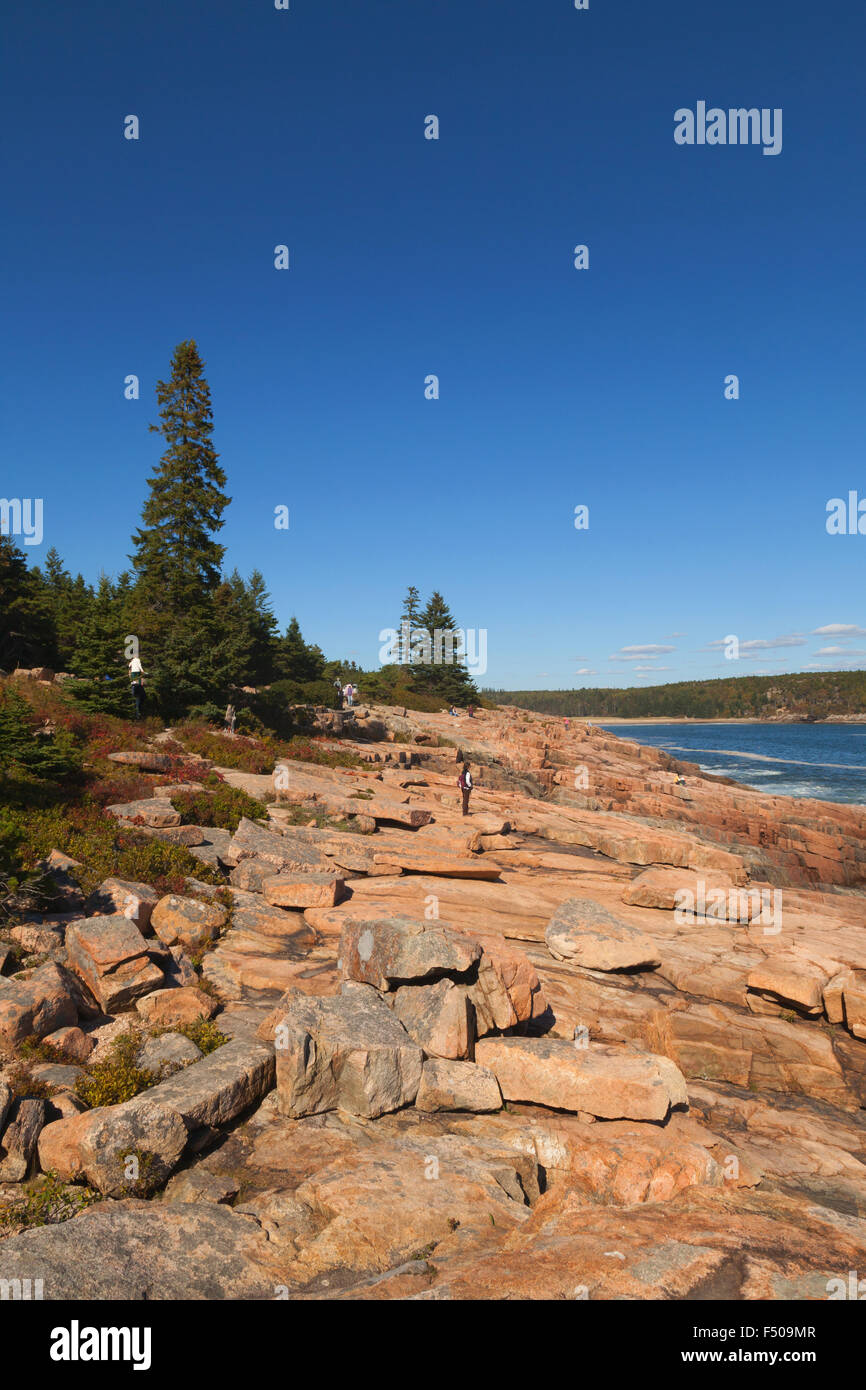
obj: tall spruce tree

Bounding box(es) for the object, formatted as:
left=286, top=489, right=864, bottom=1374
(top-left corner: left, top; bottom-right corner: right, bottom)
left=415, top=590, right=478, bottom=704
left=129, top=341, right=230, bottom=713
left=398, top=585, right=421, bottom=665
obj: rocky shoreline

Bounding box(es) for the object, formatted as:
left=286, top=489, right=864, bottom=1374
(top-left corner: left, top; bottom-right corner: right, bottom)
left=2, top=701, right=866, bottom=1300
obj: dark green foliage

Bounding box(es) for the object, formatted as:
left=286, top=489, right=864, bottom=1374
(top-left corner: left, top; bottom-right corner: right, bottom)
left=0, top=537, right=56, bottom=670
left=274, top=616, right=326, bottom=684
left=129, top=340, right=231, bottom=715
left=0, top=685, right=82, bottom=783
left=67, top=574, right=133, bottom=717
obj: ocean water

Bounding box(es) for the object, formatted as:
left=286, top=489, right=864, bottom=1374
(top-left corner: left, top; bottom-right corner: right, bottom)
left=598, top=722, right=866, bottom=806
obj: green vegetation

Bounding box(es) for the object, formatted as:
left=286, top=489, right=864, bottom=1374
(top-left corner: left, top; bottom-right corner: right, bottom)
left=75, top=1032, right=157, bottom=1108
left=177, top=1017, right=228, bottom=1055
left=2, top=802, right=223, bottom=899
left=486, top=671, right=866, bottom=721
left=0, top=1172, right=100, bottom=1232
left=5, top=1062, right=55, bottom=1100
left=171, top=781, right=267, bottom=832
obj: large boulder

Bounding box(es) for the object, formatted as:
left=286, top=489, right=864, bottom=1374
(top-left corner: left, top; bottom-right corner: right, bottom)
left=0, top=964, right=79, bottom=1046
left=135, top=987, right=216, bottom=1029
left=65, top=916, right=164, bottom=1012
left=263, top=872, right=346, bottom=909
left=545, top=898, right=661, bottom=972
left=105, top=800, right=181, bottom=829
left=84, top=877, right=160, bottom=930
left=150, top=894, right=226, bottom=953
left=339, top=915, right=481, bottom=991
left=37, top=1098, right=188, bottom=1195
left=464, top=932, right=550, bottom=1035
left=415, top=1059, right=502, bottom=1113
left=274, top=987, right=423, bottom=1119
left=392, top=978, right=474, bottom=1059
left=474, top=1037, right=688, bottom=1121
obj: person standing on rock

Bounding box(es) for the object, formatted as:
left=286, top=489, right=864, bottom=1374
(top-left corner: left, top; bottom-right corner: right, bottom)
left=458, top=760, right=473, bottom=816
left=225, top=703, right=236, bottom=735
left=334, top=678, right=343, bottom=709
left=128, top=655, right=145, bottom=720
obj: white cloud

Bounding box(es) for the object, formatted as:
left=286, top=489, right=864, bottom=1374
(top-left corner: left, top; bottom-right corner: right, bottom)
left=812, top=623, right=866, bottom=637
left=706, top=635, right=806, bottom=653
left=815, top=645, right=866, bottom=657
left=575, top=668, right=598, bottom=676
left=610, top=644, right=676, bottom=661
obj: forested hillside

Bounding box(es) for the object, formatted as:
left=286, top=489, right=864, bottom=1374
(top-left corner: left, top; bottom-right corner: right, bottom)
left=486, top=672, right=866, bottom=720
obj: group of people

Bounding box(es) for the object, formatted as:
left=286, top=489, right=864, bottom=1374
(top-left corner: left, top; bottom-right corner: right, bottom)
left=334, top=679, right=357, bottom=709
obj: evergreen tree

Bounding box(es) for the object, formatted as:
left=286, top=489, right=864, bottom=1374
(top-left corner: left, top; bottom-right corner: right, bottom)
left=274, top=616, right=326, bottom=683
left=129, top=340, right=230, bottom=714
left=398, top=585, right=421, bottom=665
left=0, top=538, right=55, bottom=670
left=38, top=547, right=94, bottom=669
left=414, top=590, right=478, bottom=704
left=211, top=570, right=278, bottom=689
left=68, top=574, right=131, bottom=715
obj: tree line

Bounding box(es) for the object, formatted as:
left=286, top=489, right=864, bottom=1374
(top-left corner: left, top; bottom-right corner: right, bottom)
left=485, top=672, right=866, bottom=720
left=0, top=340, right=478, bottom=721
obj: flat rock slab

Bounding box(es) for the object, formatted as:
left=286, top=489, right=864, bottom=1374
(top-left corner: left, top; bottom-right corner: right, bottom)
left=372, top=851, right=502, bottom=880
left=340, top=915, right=481, bottom=991
left=105, top=799, right=181, bottom=829
left=474, top=1037, right=688, bottom=1121
left=132, top=1038, right=276, bottom=1129
left=415, top=1059, right=502, bottom=1113
left=545, top=898, right=661, bottom=971
left=275, top=988, right=423, bottom=1119
left=263, top=872, right=346, bottom=909
left=224, top=817, right=332, bottom=873
left=623, top=868, right=760, bottom=921
left=65, top=915, right=164, bottom=1013
left=107, top=750, right=175, bottom=772
left=747, top=959, right=828, bottom=1014
left=0, top=1201, right=277, bottom=1299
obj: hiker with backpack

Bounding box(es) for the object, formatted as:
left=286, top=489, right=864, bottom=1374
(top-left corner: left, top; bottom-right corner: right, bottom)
left=458, top=760, right=473, bottom=816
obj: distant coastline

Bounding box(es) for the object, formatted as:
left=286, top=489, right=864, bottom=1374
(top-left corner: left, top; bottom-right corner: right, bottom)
left=597, top=716, right=866, bottom=726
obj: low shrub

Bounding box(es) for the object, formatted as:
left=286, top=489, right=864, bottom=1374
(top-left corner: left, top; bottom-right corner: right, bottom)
left=6, top=803, right=224, bottom=897
left=0, top=1171, right=100, bottom=1233
left=171, top=784, right=267, bottom=833
left=75, top=1032, right=156, bottom=1108
left=177, top=1017, right=228, bottom=1056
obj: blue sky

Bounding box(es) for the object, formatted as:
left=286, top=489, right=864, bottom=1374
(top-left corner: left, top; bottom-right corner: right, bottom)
left=2, top=0, right=864, bottom=689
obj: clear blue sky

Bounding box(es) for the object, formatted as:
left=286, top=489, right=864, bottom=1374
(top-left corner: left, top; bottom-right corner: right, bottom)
left=3, top=0, right=864, bottom=688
